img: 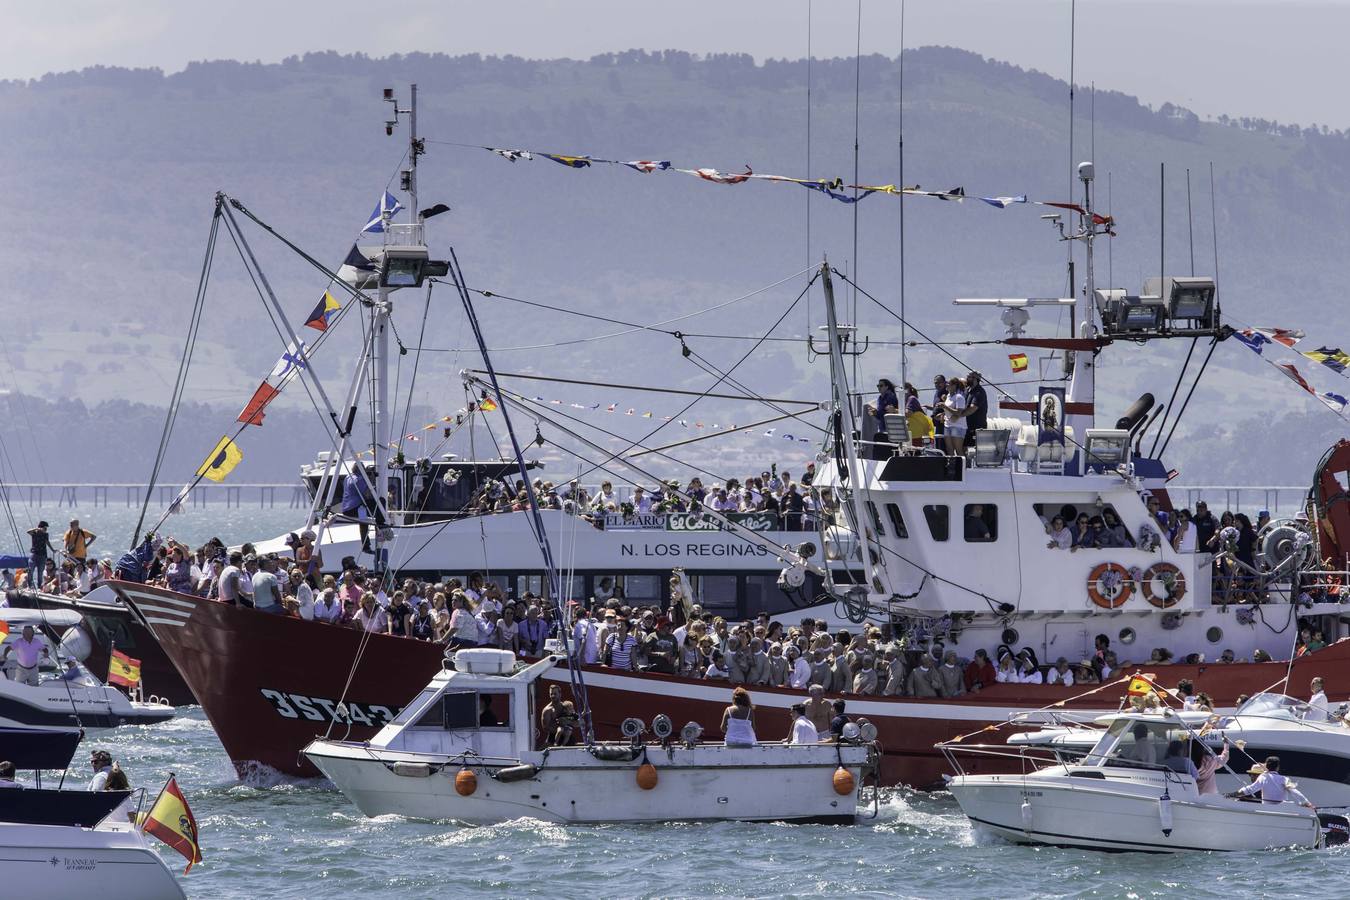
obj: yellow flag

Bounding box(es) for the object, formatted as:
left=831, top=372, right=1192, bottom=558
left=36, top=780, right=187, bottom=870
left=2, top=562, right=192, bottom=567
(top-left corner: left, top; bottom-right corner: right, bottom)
left=196, top=435, right=243, bottom=483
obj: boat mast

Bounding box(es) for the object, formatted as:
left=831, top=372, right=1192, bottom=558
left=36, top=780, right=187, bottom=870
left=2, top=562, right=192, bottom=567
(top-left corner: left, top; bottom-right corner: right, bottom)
left=1065, top=161, right=1099, bottom=453
left=820, top=262, right=888, bottom=601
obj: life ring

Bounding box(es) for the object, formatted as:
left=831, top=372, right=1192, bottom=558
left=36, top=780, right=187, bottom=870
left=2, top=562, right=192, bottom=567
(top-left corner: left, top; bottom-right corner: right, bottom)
left=1087, top=562, right=1133, bottom=609
left=1143, top=562, right=1187, bottom=608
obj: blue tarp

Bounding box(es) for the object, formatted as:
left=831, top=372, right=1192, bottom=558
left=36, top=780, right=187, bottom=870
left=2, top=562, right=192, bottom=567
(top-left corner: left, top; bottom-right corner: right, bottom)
left=0, top=554, right=27, bottom=570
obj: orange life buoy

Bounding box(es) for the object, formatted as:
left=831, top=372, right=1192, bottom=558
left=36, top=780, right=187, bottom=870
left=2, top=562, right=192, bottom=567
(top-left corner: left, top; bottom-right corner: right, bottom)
left=1142, top=562, right=1187, bottom=608
left=1087, top=562, right=1133, bottom=609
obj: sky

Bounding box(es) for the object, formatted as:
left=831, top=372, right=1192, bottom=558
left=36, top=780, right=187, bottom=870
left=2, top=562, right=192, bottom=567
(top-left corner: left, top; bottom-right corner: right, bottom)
left=3, top=0, right=1349, bottom=129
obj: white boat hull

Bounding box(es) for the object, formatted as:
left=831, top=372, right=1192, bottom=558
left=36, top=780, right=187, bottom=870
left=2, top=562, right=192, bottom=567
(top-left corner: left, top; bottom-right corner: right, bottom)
left=948, top=770, right=1320, bottom=852
left=306, top=740, right=868, bottom=825
left=0, top=675, right=174, bottom=731
left=0, top=821, right=184, bottom=899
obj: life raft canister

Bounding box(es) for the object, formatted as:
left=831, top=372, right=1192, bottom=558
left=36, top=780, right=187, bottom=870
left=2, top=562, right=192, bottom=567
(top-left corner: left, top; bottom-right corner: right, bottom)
left=1142, top=562, right=1186, bottom=608
left=1087, top=562, right=1133, bottom=609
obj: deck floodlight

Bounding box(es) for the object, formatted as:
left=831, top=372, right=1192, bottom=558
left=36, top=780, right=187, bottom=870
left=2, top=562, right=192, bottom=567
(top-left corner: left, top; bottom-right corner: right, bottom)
left=380, top=245, right=430, bottom=288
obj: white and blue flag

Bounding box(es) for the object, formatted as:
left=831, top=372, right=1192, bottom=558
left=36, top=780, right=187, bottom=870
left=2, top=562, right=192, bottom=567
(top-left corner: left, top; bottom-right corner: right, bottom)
left=361, top=190, right=405, bottom=233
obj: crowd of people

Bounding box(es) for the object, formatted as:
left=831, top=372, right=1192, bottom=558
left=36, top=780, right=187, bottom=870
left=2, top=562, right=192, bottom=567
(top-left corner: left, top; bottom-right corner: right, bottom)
left=863, top=371, right=990, bottom=455
left=457, top=466, right=832, bottom=533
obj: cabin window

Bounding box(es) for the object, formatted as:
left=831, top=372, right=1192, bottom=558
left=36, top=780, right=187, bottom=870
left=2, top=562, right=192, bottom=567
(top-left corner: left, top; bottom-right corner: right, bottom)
left=692, top=574, right=739, bottom=614
left=621, top=575, right=662, bottom=603
left=963, top=504, right=998, bottom=542
left=865, top=501, right=886, bottom=537
left=923, top=505, right=949, bottom=542
left=885, top=503, right=909, bottom=538
left=477, top=692, right=512, bottom=730
left=1032, top=502, right=1134, bottom=549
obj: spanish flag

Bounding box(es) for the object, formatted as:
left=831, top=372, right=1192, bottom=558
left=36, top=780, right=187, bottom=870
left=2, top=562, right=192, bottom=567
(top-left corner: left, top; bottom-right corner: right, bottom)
left=479, top=396, right=498, bottom=412
left=1009, top=352, right=1029, bottom=373
left=304, top=290, right=342, bottom=333
left=141, top=776, right=202, bottom=874
left=1126, top=673, right=1160, bottom=697
left=108, top=650, right=141, bottom=687
left=197, top=435, right=243, bottom=483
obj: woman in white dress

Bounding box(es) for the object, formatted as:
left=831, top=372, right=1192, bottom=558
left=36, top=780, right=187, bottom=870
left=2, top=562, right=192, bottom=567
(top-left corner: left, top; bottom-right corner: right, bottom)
left=720, top=687, right=758, bottom=747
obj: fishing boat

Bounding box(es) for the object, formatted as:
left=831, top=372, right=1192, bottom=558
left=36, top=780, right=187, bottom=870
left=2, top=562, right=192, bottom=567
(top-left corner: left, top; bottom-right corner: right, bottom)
left=0, top=608, right=175, bottom=731
left=940, top=708, right=1340, bottom=852
left=305, top=648, right=873, bottom=825
left=111, top=84, right=1350, bottom=788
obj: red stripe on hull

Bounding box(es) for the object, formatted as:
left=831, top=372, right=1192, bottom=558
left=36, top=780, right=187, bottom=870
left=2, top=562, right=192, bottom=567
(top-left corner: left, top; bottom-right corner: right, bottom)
left=111, top=582, right=1350, bottom=785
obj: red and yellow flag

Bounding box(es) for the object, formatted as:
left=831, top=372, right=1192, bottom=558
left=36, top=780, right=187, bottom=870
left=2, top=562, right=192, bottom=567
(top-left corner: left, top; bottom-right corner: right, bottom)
left=479, top=396, right=498, bottom=412
left=108, top=650, right=142, bottom=687
left=141, top=776, right=202, bottom=873
left=1126, top=672, right=1159, bottom=697
left=1008, top=353, right=1029, bottom=373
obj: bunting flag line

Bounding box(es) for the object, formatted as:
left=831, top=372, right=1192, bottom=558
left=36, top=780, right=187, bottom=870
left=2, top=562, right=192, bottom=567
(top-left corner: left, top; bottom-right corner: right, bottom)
left=361, top=190, right=405, bottom=234
left=540, top=153, right=592, bottom=168
left=1233, top=328, right=1273, bottom=354
left=196, top=436, right=243, bottom=483
left=1008, top=352, right=1029, bottom=373
left=304, top=291, right=342, bottom=333
left=479, top=396, right=499, bottom=412
left=1322, top=392, right=1348, bottom=413
left=1254, top=327, right=1305, bottom=348
left=1303, top=346, right=1350, bottom=375
left=269, top=340, right=309, bottom=381
left=237, top=381, right=280, bottom=426
left=1277, top=362, right=1316, bottom=395
left=467, top=143, right=1109, bottom=216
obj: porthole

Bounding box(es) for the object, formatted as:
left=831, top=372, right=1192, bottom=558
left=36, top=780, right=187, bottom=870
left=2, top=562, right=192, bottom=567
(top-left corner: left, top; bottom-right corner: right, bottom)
left=1001, top=627, right=1019, bottom=646
left=1119, top=627, right=1137, bottom=645
left=1206, top=626, right=1223, bottom=644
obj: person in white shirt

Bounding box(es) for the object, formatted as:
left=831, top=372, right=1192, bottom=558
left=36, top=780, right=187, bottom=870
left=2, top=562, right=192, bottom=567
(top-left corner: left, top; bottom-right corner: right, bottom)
left=312, top=588, right=343, bottom=623
left=632, top=487, right=653, bottom=514
left=591, top=481, right=617, bottom=511
left=1019, top=657, right=1043, bottom=684
left=87, top=750, right=114, bottom=791
left=1307, top=677, right=1330, bottom=722
left=571, top=609, right=599, bottom=664
left=1046, top=516, right=1073, bottom=550
left=787, top=703, right=818, bottom=744
left=2, top=626, right=49, bottom=686
left=1233, top=756, right=1313, bottom=807
left=787, top=645, right=812, bottom=690
left=352, top=595, right=388, bottom=633
left=1046, top=657, right=1075, bottom=687
left=288, top=568, right=315, bottom=620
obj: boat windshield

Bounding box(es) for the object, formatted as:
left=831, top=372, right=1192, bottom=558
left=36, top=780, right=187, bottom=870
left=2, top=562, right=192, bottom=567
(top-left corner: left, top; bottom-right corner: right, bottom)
left=1084, top=718, right=1192, bottom=769
left=1234, top=692, right=1306, bottom=721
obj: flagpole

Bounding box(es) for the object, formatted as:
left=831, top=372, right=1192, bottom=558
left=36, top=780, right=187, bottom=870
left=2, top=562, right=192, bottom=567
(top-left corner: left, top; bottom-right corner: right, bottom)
left=139, top=772, right=173, bottom=833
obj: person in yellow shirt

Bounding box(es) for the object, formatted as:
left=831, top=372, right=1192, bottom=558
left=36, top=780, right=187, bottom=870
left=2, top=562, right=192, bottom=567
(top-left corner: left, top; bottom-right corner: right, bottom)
left=64, top=518, right=97, bottom=562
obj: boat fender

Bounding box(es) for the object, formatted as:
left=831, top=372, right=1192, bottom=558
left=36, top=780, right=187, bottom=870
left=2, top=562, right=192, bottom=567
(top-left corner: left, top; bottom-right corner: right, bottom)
left=454, top=767, right=478, bottom=796
left=832, top=766, right=855, bottom=796
left=1158, top=788, right=1173, bottom=836
left=636, top=762, right=658, bottom=790
left=392, top=761, right=433, bottom=778
left=1020, top=799, right=1033, bottom=831
left=494, top=764, right=539, bottom=783
left=1087, top=562, right=1133, bottom=609
left=590, top=744, right=642, bottom=762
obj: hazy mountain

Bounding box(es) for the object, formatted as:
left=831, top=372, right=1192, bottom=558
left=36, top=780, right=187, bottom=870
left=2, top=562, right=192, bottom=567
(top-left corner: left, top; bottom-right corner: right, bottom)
left=1, top=46, right=1347, bottom=489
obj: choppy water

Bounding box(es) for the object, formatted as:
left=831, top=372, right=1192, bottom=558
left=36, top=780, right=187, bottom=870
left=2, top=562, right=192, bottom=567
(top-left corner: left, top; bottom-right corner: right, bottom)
left=8, top=507, right=1349, bottom=897
left=54, top=709, right=1349, bottom=899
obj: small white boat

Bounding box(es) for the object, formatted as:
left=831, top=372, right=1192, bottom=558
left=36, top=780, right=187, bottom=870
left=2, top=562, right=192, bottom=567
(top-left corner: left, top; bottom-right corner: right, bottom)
left=1006, top=693, right=1350, bottom=809
left=942, top=710, right=1325, bottom=852
left=0, top=610, right=175, bottom=731
left=0, top=787, right=184, bottom=899
left=305, top=649, right=873, bottom=825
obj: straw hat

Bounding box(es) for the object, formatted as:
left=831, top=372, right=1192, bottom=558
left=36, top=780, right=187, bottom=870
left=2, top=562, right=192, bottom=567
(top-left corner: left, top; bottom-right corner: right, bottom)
left=1246, top=763, right=1267, bottom=776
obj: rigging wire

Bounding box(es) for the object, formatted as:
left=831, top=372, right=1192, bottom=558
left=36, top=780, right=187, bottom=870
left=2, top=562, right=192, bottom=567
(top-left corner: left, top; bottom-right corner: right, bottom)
left=397, top=280, right=435, bottom=454
left=131, top=199, right=220, bottom=547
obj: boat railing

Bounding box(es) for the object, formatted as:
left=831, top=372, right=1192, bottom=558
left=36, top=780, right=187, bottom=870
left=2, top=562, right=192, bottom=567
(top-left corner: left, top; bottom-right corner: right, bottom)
left=937, top=741, right=1079, bottom=777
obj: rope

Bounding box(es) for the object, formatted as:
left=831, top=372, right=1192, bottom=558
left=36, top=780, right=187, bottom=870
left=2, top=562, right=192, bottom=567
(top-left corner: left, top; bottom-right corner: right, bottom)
left=132, top=199, right=220, bottom=547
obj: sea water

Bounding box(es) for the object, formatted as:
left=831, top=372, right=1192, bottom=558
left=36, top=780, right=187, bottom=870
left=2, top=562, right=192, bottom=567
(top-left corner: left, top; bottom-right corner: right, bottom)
left=8, top=505, right=1348, bottom=898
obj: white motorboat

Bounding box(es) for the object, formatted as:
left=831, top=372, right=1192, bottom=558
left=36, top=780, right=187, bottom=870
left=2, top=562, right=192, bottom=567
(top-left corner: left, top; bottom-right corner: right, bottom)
left=0, top=785, right=184, bottom=899
left=942, top=710, right=1327, bottom=852
left=1007, top=692, right=1350, bottom=809
left=305, top=649, right=874, bottom=825
left=0, top=608, right=175, bottom=731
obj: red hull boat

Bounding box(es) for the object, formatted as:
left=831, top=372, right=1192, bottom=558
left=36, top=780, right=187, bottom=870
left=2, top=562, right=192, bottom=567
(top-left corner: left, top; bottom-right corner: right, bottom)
left=110, top=581, right=1349, bottom=786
